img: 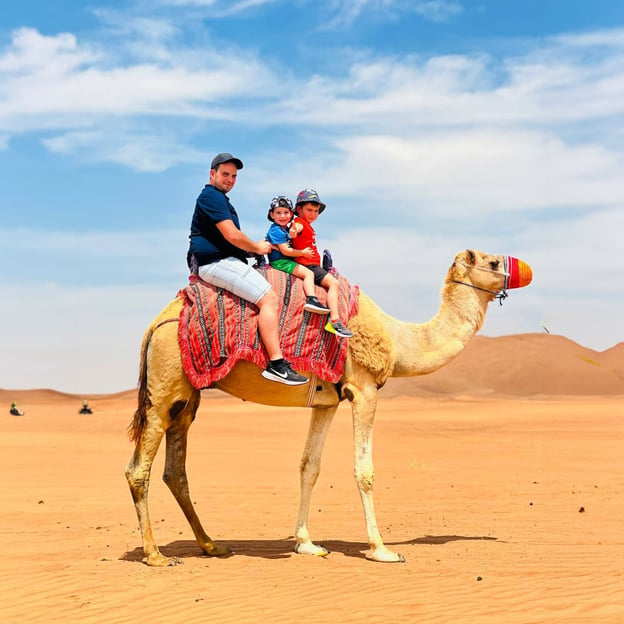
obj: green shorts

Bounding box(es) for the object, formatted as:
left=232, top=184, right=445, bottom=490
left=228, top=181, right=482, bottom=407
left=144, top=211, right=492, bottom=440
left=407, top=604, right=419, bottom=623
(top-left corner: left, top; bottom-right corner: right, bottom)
left=270, top=258, right=298, bottom=274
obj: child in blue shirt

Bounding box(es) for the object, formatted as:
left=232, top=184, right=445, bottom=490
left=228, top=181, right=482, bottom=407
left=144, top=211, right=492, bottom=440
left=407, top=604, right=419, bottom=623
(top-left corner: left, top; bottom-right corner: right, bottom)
left=265, top=196, right=330, bottom=314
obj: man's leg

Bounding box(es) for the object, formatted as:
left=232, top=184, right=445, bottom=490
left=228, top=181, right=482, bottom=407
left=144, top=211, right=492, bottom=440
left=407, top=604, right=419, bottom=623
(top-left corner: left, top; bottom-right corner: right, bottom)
left=255, top=290, right=282, bottom=361
left=198, top=257, right=307, bottom=384
left=200, top=259, right=283, bottom=358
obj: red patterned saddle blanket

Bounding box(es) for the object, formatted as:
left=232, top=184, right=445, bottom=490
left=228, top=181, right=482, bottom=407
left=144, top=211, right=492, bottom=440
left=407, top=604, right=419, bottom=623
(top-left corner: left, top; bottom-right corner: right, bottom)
left=178, top=267, right=359, bottom=389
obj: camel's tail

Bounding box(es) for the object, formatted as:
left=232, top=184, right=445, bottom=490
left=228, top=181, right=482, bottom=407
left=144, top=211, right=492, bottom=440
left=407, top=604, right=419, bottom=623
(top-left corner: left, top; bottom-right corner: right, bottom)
left=127, top=323, right=157, bottom=445
left=128, top=297, right=185, bottom=445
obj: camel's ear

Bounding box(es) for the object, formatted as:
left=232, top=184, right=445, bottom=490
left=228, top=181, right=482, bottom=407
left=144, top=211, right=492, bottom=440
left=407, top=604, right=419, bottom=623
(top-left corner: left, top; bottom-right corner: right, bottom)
left=465, top=249, right=476, bottom=265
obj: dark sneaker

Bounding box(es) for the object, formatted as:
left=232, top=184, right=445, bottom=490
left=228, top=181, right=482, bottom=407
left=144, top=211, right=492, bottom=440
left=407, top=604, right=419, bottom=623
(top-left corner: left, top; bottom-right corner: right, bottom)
left=303, top=295, right=330, bottom=314
left=262, top=360, right=308, bottom=385
left=324, top=319, right=353, bottom=338
left=253, top=254, right=268, bottom=268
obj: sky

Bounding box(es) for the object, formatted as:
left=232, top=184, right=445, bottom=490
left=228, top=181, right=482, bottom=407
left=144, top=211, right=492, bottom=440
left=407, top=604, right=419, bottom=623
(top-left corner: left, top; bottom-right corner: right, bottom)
left=1, top=0, right=623, bottom=394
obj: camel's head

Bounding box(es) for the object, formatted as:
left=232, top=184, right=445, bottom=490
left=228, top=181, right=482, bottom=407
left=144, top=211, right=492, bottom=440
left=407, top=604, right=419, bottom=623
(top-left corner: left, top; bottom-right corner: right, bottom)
left=450, top=249, right=532, bottom=301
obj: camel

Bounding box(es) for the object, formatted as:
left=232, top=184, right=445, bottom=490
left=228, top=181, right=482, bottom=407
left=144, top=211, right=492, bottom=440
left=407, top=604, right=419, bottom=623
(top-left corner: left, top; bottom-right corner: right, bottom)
left=126, top=249, right=532, bottom=565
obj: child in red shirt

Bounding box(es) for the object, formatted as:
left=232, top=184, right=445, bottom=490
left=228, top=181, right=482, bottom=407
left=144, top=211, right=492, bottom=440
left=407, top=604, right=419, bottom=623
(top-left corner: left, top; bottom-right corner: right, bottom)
left=291, top=189, right=353, bottom=338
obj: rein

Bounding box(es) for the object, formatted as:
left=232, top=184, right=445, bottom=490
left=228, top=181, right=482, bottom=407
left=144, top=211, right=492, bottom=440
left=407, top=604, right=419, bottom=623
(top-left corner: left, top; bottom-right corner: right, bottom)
left=451, top=260, right=509, bottom=305
left=450, top=280, right=508, bottom=305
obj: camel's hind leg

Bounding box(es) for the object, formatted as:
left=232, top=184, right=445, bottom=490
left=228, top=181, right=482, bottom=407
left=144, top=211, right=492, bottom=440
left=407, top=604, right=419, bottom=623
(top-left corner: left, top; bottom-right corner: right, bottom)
left=294, top=405, right=338, bottom=556
left=162, top=393, right=230, bottom=558
left=126, top=405, right=174, bottom=567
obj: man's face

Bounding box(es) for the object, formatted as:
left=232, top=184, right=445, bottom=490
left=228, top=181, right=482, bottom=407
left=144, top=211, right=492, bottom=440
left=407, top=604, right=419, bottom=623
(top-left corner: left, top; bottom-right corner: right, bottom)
left=210, top=162, right=238, bottom=193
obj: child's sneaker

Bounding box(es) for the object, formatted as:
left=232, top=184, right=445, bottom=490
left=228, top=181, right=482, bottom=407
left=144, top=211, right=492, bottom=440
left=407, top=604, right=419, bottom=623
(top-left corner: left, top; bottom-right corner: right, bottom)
left=324, top=319, right=353, bottom=338
left=303, top=295, right=330, bottom=314
left=262, top=359, right=308, bottom=385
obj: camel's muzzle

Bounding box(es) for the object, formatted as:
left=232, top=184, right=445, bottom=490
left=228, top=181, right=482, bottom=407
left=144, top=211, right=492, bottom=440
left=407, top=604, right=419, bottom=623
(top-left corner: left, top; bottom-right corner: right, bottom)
left=504, top=257, right=532, bottom=289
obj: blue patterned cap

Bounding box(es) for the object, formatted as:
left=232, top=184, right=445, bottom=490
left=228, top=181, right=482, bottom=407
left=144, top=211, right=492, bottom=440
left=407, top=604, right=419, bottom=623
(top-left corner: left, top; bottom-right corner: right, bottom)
left=268, top=195, right=294, bottom=221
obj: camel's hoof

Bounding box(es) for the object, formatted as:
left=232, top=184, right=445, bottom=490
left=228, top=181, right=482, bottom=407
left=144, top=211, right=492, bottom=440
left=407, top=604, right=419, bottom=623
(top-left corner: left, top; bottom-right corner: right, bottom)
left=144, top=553, right=182, bottom=567
left=202, top=543, right=232, bottom=558
left=366, top=548, right=406, bottom=563
left=294, top=542, right=330, bottom=557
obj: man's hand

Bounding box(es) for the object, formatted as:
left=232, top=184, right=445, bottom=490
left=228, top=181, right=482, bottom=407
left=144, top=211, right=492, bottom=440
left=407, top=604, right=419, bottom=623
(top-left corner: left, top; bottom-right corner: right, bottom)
left=255, top=240, right=272, bottom=255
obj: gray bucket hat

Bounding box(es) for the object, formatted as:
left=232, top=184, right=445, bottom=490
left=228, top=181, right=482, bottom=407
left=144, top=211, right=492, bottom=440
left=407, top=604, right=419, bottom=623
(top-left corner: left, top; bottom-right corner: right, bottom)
left=295, top=189, right=326, bottom=213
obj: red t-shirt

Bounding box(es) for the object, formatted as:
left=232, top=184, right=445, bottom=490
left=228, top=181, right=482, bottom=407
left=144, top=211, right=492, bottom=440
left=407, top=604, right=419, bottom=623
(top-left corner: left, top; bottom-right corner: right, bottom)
left=291, top=217, right=321, bottom=266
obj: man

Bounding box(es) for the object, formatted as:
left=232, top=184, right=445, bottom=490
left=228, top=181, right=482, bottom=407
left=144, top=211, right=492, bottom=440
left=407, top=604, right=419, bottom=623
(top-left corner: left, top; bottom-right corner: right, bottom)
left=187, top=153, right=308, bottom=385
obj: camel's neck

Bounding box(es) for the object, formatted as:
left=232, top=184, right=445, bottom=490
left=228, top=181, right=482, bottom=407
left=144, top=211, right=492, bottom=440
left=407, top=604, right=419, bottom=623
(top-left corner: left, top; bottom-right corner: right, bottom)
left=387, top=281, right=490, bottom=377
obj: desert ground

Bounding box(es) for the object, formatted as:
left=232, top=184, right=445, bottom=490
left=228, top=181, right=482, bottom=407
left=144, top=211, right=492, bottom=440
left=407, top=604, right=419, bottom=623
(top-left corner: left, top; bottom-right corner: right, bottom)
left=1, top=334, right=623, bottom=624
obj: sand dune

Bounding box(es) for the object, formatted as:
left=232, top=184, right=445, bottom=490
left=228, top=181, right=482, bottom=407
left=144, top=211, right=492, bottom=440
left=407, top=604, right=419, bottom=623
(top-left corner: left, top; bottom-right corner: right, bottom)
left=1, top=333, right=623, bottom=623
left=2, top=334, right=623, bottom=407
left=382, top=333, right=624, bottom=398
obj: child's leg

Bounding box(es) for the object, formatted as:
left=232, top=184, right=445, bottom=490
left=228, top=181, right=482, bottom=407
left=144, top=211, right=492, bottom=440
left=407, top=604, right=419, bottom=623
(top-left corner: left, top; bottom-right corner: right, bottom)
left=320, top=273, right=352, bottom=337
left=321, top=273, right=340, bottom=320
left=292, top=264, right=316, bottom=297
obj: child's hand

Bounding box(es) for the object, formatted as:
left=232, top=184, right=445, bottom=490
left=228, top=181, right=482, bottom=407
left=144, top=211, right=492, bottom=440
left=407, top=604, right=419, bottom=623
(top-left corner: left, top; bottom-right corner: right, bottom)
left=291, top=222, right=303, bottom=235
left=301, top=247, right=314, bottom=258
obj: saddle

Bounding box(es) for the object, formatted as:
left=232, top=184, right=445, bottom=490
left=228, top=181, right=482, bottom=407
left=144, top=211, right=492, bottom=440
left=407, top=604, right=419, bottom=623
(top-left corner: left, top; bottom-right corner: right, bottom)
left=178, top=266, right=359, bottom=389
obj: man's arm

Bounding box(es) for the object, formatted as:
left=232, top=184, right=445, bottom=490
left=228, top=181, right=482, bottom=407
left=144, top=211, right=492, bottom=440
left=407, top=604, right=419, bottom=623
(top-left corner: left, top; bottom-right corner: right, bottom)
left=216, top=219, right=271, bottom=255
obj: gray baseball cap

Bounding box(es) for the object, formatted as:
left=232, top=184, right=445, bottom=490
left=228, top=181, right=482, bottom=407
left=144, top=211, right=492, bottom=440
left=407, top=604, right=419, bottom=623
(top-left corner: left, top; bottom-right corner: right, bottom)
left=211, top=152, right=244, bottom=170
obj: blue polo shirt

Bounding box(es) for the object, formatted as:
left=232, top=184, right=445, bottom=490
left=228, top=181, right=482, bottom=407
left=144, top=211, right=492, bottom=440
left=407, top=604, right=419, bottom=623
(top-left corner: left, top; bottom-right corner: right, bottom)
left=187, top=184, right=248, bottom=267
left=266, top=222, right=291, bottom=263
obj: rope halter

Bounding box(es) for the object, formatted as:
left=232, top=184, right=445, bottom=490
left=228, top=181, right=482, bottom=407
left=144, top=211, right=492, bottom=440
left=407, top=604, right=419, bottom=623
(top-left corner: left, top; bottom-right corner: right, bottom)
left=451, top=259, right=510, bottom=306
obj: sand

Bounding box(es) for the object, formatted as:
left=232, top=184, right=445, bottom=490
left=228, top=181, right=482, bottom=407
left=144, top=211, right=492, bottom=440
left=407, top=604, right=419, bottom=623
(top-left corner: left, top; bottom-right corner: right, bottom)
left=1, top=384, right=623, bottom=624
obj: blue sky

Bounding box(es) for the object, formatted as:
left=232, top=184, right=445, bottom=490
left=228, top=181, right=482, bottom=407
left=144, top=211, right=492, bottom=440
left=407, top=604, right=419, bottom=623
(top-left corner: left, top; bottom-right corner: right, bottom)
left=2, top=0, right=623, bottom=393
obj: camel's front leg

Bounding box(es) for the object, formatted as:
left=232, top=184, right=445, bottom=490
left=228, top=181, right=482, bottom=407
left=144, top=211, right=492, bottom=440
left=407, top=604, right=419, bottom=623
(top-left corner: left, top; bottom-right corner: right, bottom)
left=163, top=410, right=231, bottom=558
left=294, top=405, right=338, bottom=556
left=347, top=382, right=405, bottom=563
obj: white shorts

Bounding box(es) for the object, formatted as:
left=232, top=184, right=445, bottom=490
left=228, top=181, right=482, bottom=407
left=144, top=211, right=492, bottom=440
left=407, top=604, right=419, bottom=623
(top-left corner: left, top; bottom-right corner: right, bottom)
left=198, top=256, right=271, bottom=305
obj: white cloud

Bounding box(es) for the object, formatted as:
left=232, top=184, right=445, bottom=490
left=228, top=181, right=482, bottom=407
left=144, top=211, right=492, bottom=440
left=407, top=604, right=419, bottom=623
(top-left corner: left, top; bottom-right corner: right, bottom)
left=0, top=28, right=275, bottom=127
left=273, top=46, right=624, bottom=128
left=552, top=28, right=624, bottom=50
left=42, top=128, right=210, bottom=172
left=325, top=0, right=463, bottom=27
left=2, top=24, right=624, bottom=178
left=0, top=28, right=99, bottom=74
left=413, top=0, right=463, bottom=23
left=328, top=130, right=624, bottom=214
left=155, top=0, right=280, bottom=14
left=239, top=127, right=624, bottom=226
